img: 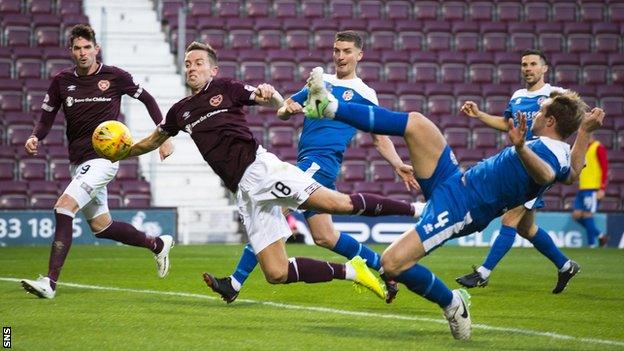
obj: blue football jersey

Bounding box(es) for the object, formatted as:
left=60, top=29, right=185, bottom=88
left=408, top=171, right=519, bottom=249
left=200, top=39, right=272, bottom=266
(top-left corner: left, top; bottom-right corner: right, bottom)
left=463, top=136, right=571, bottom=227
left=290, top=74, right=378, bottom=176
left=504, top=84, right=564, bottom=139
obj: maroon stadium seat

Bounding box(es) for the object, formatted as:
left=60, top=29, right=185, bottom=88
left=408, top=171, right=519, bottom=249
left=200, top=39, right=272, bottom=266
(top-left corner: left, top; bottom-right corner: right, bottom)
left=593, top=24, right=621, bottom=54
left=313, top=30, right=336, bottom=50
left=524, top=2, right=549, bottom=22
left=426, top=32, right=452, bottom=52
left=398, top=94, right=426, bottom=113
left=0, top=0, right=21, bottom=14
left=538, top=33, right=564, bottom=54
left=468, top=2, right=494, bottom=21
left=0, top=158, right=16, bottom=180
left=301, top=0, right=326, bottom=19
left=355, top=132, right=375, bottom=148
left=246, top=0, right=269, bottom=18
left=0, top=91, right=23, bottom=112
left=352, top=181, right=382, bottom=195
left=19, top=158, right=47, bottom=181
left=341, top=160, right=367, bottom=182
left=57, top=0, right=82, bottom=15
left=441, top=2, right=466, bottom=21
left=412, top=63, right=438, bottom=83
left=580, top=3, right=604, bottom=22
left=371, top=161, right=396, bottom=182
left=370, top=31, right=395, bottom=52
left=485, top=95, right=509, bottom=116
left=359, top=0, right=383, bottom=20
left=397, top=31, right=423, bottom=52
left=228, top=30, right=253, bottom=50
left=455, top=32, right=479, bottom=53
left=240, top=62, right=266, bottom=83
left=542, top=195, right=563, bottom=211
left=123, top=194, right=151, bottom=208
left=469, top=64, right=495, bottom=84
left=428, top=95, right=455, bottom=116
left=472, top=128, right=500, bottom=149
left=117, top=162, right=139, bottom=180
left=199, top=29, right=226, bottom=50
left=496, top=2, right=522, bottom=21
left=385, top=62, right=410, bottom=83
left=4, top=25, right=31, bottom=47
left=334, top=181, right=353, bottom=194
left=552, top=2, right=577, bottom=22
left=268, top=127, right=294, bottom=148
left=7, top=125, right=32, bottom=146
left=215, top=0, right=240, bottom=17
left=258, top=30, right=282, bottom=50
left=49, top=158, right=71, bottom=181
left=412, top=1, right=437, bottom=21
left=356, top=62, right=382, bottom=83
left=510, top=33, right=535, bottom=53
left=440, top=63, right=466, bottom=84
left=0, top=194, right=29, bottom=208
left=582, top=66, right=608, bottom=86
left=122, top=180, right=151, bottom=195
left=330, top=0, right=354, bottom=20
left=269, top=61, right=295, bottom=82
left=601, top=97, right=624, bottom=117
left=273, top=0, right=297, bottom=18
left=483, top=32, right=507, bottom=52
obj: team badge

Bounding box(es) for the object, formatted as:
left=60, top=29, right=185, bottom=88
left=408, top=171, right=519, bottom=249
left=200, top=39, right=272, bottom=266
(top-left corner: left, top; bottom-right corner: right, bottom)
left=342, top=89, right=354, bottom=101
left=515, top=98, right=522, bottom=104
left=98, top=80, right=110, bottom=91
left=210, top=94, right=223, bottom=107
left=66, top=96, right=74, bottom=107
left=537, top=96, right=546, bottom=106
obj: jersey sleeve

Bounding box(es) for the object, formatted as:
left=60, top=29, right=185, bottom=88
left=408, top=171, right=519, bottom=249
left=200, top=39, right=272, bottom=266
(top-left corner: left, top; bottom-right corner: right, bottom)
left=290, top=86, right=309, bottom=105
left=229, top=80, right=258, bottom=106
left=530, top=140, right=571, bottom=182
left=118, top=69, right=144, bottom=98
left=503, top=100, right=513, bottom=119
left=158, top=104, right=181, bottom=137
left=41, top=76, right=62, bottom=113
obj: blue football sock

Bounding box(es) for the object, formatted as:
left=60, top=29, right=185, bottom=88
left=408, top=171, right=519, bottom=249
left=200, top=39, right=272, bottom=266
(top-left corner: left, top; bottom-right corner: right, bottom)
left=576, top=217, right=599, bottom=246
left=397, top=263, right=453, bottom=308
left=335, top=103, right=408, bottom=136
left=482, top=225, right=516, bottom=271
left=529, top=227, right=569, bottom=269
left=231, top=244, right=258, bottom=286
left=333, top=233, right=381, bottom=271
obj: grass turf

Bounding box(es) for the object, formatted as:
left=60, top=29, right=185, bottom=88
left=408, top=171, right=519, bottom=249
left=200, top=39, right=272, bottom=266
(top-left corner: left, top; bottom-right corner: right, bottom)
left=1, top=244, right=622, bottom=350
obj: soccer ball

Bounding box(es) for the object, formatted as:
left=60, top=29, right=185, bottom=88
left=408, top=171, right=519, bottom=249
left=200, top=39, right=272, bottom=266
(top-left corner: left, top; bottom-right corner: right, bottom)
left=92, top=120, right=133, bottom=160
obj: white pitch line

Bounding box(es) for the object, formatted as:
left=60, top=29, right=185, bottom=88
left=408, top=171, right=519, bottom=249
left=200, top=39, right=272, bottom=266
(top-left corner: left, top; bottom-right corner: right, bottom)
left=3, top=277, right=623, bottom=347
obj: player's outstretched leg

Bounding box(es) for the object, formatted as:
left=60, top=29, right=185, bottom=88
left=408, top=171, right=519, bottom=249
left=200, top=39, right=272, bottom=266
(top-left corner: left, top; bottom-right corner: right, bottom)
left=204, top=244, right=258, bottom=303
left=456, top=225, right=517, bottom=288
left=95, top=221, right=174, bottom=278
left=21, top=209, right=74, bottom=299
left=528, top=226, right=580, bottom=293
left=303, top=67, right=409, bottom=137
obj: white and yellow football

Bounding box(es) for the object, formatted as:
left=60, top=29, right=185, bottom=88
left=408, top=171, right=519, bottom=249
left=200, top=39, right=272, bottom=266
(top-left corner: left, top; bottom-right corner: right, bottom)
left=92, top=120, right=133, bottom=160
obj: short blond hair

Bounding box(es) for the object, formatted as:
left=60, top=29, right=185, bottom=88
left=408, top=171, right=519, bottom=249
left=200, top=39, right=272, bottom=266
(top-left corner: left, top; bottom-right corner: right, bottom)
left=546, top=90, right=588, bottom=139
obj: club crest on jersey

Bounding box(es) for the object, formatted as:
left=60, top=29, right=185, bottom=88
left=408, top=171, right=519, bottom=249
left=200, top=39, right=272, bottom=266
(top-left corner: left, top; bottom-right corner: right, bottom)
left=210, top=94, right=223, bottom=107
left=342, top=89, right=354, bottom=101
left=67, top=85, right=76, bottom=91
left=65, top=96, right=74, bottom=107
left=537, top=96, right=546, bottom=105
left=515, top=98, right=522, bottom=104
left=98, top=80, right=110, bottom=91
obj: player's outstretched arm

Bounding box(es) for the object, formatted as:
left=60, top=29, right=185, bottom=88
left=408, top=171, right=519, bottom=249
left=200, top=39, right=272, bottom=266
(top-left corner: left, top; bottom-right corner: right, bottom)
left=509, top=112, right=555, bottom=185
left=277, top=98, right=303, bottom=120
left=460, top=100, right=509, bottom=131
left=116, top=127, right=170, bottom=162
left=253, top=83, right=284, bottom=108
left=371, top=134, right=418, bottom=190
left=565, top=107, right=605, bottom=184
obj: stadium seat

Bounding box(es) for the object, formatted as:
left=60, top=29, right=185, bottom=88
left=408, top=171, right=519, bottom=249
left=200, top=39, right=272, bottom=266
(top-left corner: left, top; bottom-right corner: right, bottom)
left=428, top=95, right=455, bottom=116
left=257, top=30, right=282, bottom=50
left=352, top=181, right=382, bottom=195
left=398, top=94, right=426, bottom=113
left=384, top=62, right=410, bottom=83
left=245, top=0, right=269, bottom=18
left=441, top=2, right=466, bottom=21
left=580, top=3, right=604, bottom=22
left=123, top=194, right=151, bottom=208
left=57, top=0, right=82, bottom=15
left=397, top=31, right=423, bottom=52
left=329, top=0, right=354, bottom=19
left=370, top=31, right=395, bottom=52
left=0, top=193, right=29, bottom=208
left=601, top=97, right=624, bottom=117
left=358, top=0, right=383, bottom=20
left=268, top=127, right=294, bottom=148
left=228, top=30, right=254, bottom=50
left=469, top=64, right=495, bottom=84
left=199, top=29, right=226, bottom=50
left=301, top=0, right=326, bottom=19
left=472, top=128, right=500, bottom=149
left=341, top=160, right=367, bottom=182
left=356, top=62, right=382, bottom=83
left=510, top=33, right=536, bottom=53
left=370, top=161, right=395, bottom=182
left=455, top=32, right=480, bottom=52
left=272, top=0, right=297, bottom=18
left=19, top=158, right=47, bottom=181
left=497, top=2, right=522, bottom=22
left=334, top=181, right=353, bottom=194
left=412, top=1, right=436, bottom=21
left=117, top=162, right=139, bottom=180
left=412, top=63, right=438, bottom=84
left=269, top=61, right=296, bottom=82
left=313, top=30, right=336, bottom=50
left=468, top=2, right=494, bottom=22
left=524, top=2, right=550, bottom=22
left=582, top=66, right=608, bottom=86
left=240, top=62, right=266, bottom=83
left=542, top=195, right=563, bottom=211
left=484, top=95, right=510, bottom=116
left=440, top=63, right=466, bottom=84
left=593, top=130, right=615, bottom=150
left=386, top=1, right=412, bottom=20
left=483, top=32, right=507, bottom=52
left=552, top=2, right=577, bottom=22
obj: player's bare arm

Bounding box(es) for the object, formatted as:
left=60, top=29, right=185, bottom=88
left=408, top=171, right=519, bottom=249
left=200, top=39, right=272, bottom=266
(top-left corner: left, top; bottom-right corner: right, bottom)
left=118, top=127, right=170, bottom=161
left=253, top=83, right=284, bottom=108
left=510, top=112, right=555, bottom=185
left=371, top=134, right=418, bottom=190
left=460, top=101, right=509, bottom=131
left=158, top=139, right=174, bottom=161
left=277, top=98, right=303, bottom=120
left=565, top=107, right=605, bottom=184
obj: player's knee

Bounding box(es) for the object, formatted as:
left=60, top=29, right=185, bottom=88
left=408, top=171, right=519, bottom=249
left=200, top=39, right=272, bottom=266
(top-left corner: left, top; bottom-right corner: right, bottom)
left=312, top=235, right=332, bottom=249
left=380, top=253, right=402, bottom=277
left=517, top=223, right=537, bottom=239
left=54, top=194, right=78, bottom=213
left=263, top=267, right=288, bottom=284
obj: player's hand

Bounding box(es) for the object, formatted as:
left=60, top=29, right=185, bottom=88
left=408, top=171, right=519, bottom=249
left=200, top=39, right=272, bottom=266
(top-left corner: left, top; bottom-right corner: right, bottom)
left=158, top=139, right=174, bottom=161
left=284, top=100, right=303, bottom=114
left=580, top=107, right=605, bottom=133
left=597, top=189, right=605, bottom=200
left=509, top=112, right=527, bottom=148
left=24, top=136, right=39, bottom=156
left=254, top=83, right=277, bottom=102
left=460, top=101, right=481, bottom=118
left=395, top=163, right=420, bottom=191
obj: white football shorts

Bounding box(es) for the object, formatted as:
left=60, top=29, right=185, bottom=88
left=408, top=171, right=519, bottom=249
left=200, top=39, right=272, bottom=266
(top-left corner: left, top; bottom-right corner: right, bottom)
left=236, top=146, right=320, bottom=253
left=63, top=158, right=119, bottom=220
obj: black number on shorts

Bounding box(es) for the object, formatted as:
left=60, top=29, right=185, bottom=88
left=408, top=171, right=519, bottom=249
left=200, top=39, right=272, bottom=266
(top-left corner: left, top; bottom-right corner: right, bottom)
left=80, top=165, right=91, bottom=174
left=270, top=181, right=292, bottom=198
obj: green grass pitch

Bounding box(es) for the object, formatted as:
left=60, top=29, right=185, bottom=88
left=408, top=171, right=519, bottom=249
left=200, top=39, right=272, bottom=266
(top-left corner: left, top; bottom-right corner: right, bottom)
left=1, top=244, right=622, bottom=350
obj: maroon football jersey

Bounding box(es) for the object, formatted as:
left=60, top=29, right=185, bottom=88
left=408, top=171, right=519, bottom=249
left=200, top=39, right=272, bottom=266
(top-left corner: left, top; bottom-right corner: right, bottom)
left=160, top=78, right=259, bottom=192
left=40, top=64, right=145, bottom=164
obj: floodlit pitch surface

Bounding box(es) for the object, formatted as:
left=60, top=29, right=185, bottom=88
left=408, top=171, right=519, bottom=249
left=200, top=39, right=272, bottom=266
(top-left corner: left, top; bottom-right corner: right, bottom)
left=1, top=244, right=622, bottom=350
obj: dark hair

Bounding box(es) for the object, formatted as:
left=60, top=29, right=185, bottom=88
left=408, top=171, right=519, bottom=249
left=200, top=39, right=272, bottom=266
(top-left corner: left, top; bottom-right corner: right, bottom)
left=69, top=24, right=97, bottom=47
left=185, top=41, right=218, bottom=66
left=521, top=49, right=548, bottom=65
left=545, top=90, right=588, bottom=139
left=335, top=31, right=363, bottom=49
